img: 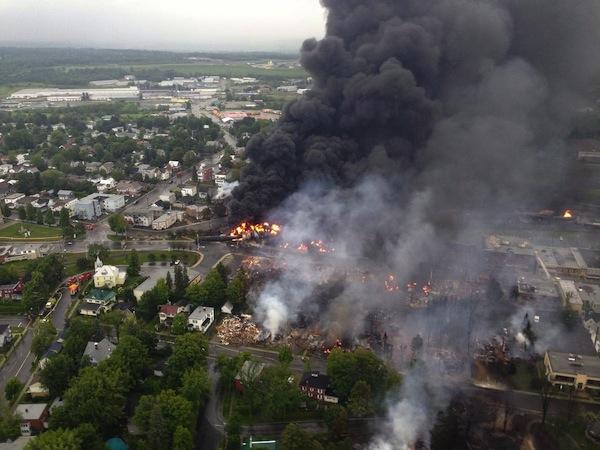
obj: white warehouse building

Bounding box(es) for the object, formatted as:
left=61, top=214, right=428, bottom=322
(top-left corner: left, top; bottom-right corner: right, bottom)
left=9, top=87, right=140, bottom=101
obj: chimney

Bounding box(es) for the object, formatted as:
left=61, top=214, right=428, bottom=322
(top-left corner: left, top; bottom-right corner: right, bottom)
left=94, top=342, right=98, bottom=349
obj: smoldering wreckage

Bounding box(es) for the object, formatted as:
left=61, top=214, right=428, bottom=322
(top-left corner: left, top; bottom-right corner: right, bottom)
left=224, top=0, right=600, bottom=448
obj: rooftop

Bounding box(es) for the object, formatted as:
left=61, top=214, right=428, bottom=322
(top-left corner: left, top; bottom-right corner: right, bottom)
left=83, top=338, right=113, bottom=364
left=85, top=288, right=116, bottom=303
left=546, top=351, right=600, bottom=378
left=299, top=371, right=333, bottom=391
left=15, top=403, right=47, bottom=420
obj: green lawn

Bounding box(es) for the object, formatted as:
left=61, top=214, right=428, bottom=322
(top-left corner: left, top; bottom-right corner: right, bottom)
left=57, top=63, right=307, bottom=79
left=509, top=360, right=542, bottom=391
left=0, top=223, right=62, bottom=241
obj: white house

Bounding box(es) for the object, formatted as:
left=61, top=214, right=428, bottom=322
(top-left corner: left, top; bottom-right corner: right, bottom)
left=93, top=257, right=126, bottom=288
left=0, top=324, right=12, bottom=347
left=181, top=185, right=198, bottom=197
left=188, top=306, right=214, bottom=333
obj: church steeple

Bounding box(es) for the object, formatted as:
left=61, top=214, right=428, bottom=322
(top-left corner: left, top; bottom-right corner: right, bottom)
left=95, top=256, right=103, bottom=270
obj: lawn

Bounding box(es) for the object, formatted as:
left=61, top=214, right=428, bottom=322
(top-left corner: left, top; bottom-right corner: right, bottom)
left=0, top=223, right=63, bottom=241
left=57, top=63, right=307, bottom=79
left=508, top=360, right=542, bottom=391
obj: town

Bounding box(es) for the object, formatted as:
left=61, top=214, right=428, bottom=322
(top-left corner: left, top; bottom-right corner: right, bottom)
left=2, top=2, right=600, bottom=450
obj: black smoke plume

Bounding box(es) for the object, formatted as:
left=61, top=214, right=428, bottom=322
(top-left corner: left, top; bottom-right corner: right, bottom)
left=230, top=0, right=600, bottom=225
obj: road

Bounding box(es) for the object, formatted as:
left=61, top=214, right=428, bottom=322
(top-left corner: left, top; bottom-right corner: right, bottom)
left=191, top=103, right=238, bottom=149
left=0, top=282, right=76, bottom=397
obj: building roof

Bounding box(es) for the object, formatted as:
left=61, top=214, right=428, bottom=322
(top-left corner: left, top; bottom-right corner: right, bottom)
left=83, top=338, right=113, bottom=364
left=0, top=324, right=9, bottom=334
left=80, top=302, right=102, bottom=313
left=300, top=371, right=333, bottom=390
left=235, top=360, right=265, bottom=382
left=105, top=438, right=128, bottom=450
left=546, top=351, right=600, bottom=378
left=159, top=304, right=180, bottom=316
left=15, top=403, right=47, bottom=420
left=189, top=306, right=213, bottom=321
left=85, top=288, right=116, bottom=303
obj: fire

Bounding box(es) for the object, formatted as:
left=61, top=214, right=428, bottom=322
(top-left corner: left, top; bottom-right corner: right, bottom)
left=229, top=222, right=281, bottom=240
left=282, top=240, right=335, bottom=254
left=562, top=210, right=573, bottom=219
left=384, top=274, right=400, bottom=293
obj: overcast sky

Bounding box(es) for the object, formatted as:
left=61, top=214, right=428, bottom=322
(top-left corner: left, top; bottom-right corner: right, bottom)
left=0, top=0, right=327, bottom=52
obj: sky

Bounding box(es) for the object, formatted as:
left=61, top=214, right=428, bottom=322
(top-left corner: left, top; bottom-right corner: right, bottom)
left=0, top=0, right=327, bottom=52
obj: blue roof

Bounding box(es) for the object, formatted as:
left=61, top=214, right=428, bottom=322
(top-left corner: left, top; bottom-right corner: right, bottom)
left=106, top=438, right=128, bottom=450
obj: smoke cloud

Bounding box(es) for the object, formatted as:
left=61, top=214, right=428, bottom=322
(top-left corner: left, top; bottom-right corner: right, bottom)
left=230, top=0, right=600, bottom=447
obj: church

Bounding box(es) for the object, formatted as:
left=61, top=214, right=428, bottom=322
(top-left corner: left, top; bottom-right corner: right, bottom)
left=93, top=256, right=126, bottom=289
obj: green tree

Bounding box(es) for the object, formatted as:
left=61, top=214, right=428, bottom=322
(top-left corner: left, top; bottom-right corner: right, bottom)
left=171, top=314, right=188, bottom=335
left=186, top=267, right=226, bottom=308
left=17, top=206, right=26, bottom=220
left=347, top=380, right=373, bottom=417
left=280, top=423, right=323, bottom=450
left=22, top=271, right=50, bottom=314
left=226, top=269, right=248, bottom=310
left=87, top=243, right=108, bottom=261
left=26, top=204, right=36, bottom=221
left=59, top=208, right=70, bottom=229
left=165, top=270, right=173, bottom=291
left=31, top=320, right=57, bottom=358
left=165, top=333, right=208, bottom=387
left=104, top=335, right=149, bottom=388
left=134, top=390, right=194, bottom=449
left=39, top=353, right=77, bottom=397
left=278, top=346, right=294, bottom=366
left=180, top=366, right=211, bottom=409
left=136, top=279, right=169, bottom=322
left=36, top=209, right=44, bottom=225
left=0, top=403, right=20, bottom=442
left=0, top=201, right=11, bottom=218
left=127, top=249, right=141, bottom=277
left=4, top=378, right=24, bottom=403
left=173, top=425, right=194, bottom=450
left=108, top=214, right=128, bottom=235
left=24, top=428, right=82, bottom=450
left=44, top=210, right=56, bottom=225
left=261, top=364, right=302, bottom=420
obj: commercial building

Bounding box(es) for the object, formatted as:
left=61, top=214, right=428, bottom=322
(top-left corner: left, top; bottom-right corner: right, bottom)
left=188, top=306, right=214, bottom=333
left=536, top=247, right=590, bottom=279
left=133, top=267, right=200, bottom=301
left=71, top=193, right=125, bottom=220
left=544, top=351, right=600, bottom=391
left=115, top=180, right=145, bottom=196
left=557, top=280, right=584, bottom=312
left=152, top=212, right=181, bottom=230
left=9, top=87, right=140, bottom=101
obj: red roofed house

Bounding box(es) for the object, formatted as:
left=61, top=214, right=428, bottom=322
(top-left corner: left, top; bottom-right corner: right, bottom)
left=158, top=304, right=185, bottom=325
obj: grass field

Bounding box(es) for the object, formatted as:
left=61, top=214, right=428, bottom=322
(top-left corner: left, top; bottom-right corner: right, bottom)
left=0, top=223, right=63, bottom=241
left=57, top=63, right=307, bottom=79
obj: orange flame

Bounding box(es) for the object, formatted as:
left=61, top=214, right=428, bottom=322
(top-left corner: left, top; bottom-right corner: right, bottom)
left=562, top=210, right=573, bottom=219
left=229, top=222, right=281, bottom=239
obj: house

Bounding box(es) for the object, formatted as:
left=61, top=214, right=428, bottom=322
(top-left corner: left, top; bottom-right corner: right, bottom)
left=299, top=371, right=339, bottom=403
left=185, top=205, right=209, bottom=221
left=84, top=288, right=117, bottom=307
left=15, top=403, right=49, bottom=436
left=0, top=324, right=12, bottom=347
left=115, top=180, right=145, bottom=196
left=39, top=341, right=63, bottom=370
left=544, top=351, right=600, bottom=391
left=80, top=302, right=104, bottom=317
left=93, top=257, right=126, bottom=289
left=234, top=360, right=265, bottom=392
left=124, top=210, right=155, bottom=228
left=100, top=162, right=115, bottom=174
left=159, top=304, right=185, bottom=325
left=83, top=338, right=114, bottom=365
left=181, top=184, right=197, bottom=197
left=27, top=382, right=49, bottom=399
left=188, top=306, right=214, bottom=333
left=85, top=161, right=102, bottom=173
left=221, top=301, right=233, bottom=315
left=215, top=172, right=228, bottom=187
left=138, top=164, right=160, bottom=180
left=72, top=194, right=125, bottom=219
left=97, top=177, right=117, bottom=192
left=0, top=279, right=24, bottom=299
left=200, top=166, right=214, bottom=183
left=4, top=193, right=25, bottom=207
left=159, top=192, right=175, bottom=204
left=57, top=190, right=74, bottom=201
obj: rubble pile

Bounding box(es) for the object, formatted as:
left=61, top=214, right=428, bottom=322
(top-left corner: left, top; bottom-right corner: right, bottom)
left=216, top=316, right=262, bottom=346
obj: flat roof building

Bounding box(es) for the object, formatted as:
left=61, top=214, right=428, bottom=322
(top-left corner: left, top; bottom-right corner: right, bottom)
left=545, top=351, right=600, bottom=391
